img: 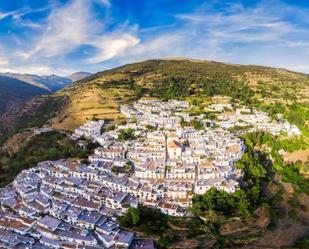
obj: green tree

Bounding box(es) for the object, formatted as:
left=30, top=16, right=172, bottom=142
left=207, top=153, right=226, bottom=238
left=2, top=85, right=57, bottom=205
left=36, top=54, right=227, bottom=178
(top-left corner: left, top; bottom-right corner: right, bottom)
left=129, top=207, right=140, bottom=225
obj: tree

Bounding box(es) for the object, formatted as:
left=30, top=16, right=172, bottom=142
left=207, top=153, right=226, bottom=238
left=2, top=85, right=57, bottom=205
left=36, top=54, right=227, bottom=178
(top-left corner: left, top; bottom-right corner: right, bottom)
left=118, top=128, right=136, bottom=141
left=129, top=208, right=140, bottom=225
left=119, top=207, right=140, bottom=226
left=180, top=116, right=186, bottom=127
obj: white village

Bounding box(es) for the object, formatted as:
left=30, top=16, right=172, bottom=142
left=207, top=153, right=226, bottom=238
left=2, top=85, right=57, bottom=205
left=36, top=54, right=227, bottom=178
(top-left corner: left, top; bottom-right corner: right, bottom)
left=0, top=99, right=301, bottom=248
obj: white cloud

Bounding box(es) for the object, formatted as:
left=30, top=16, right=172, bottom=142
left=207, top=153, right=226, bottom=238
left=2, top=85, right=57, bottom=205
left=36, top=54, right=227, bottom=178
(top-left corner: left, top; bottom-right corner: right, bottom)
left=0, top=54, right=9, bottom=66
left=15, top=18, right=42, bottom=30
left=0, top=9, right=25, bottom=20
left=2, top=0, right=139, bottom=74
left=0, top=57, right=9, bottom=66
left=0, top=5, right=49, bottom=21
left=286, top=64, right=309, bottom=74
left=22, top=0, right=138, bottom=63
left=87, top=33, right=140, bottom=63
left=29, top=0, right=96, bottom=58
left=175, top=8, right=295, bottom=46
left=125, top=34, right=183, bottom=58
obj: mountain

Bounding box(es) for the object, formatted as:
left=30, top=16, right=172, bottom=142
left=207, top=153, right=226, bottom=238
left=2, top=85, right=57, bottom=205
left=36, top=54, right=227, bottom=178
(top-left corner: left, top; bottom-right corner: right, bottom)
left=0, top=72, right=72, bottom=92
left=1, top=59, right=309, bottom=133
left=44, top=59, right=309, bottom=130
left=66, top=71, right=92, bottom=82
left=0, top=75, right=49, bottom=115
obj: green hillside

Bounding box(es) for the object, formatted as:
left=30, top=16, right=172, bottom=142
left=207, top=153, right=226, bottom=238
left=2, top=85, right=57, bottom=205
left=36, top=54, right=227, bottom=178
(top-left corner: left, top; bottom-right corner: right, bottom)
left=1, top=59, right=309, bottom=133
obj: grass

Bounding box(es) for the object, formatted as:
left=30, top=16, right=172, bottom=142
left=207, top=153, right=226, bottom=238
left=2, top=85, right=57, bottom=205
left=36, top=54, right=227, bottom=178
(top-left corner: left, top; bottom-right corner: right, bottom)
left=52, top=84, right=131, bottom=130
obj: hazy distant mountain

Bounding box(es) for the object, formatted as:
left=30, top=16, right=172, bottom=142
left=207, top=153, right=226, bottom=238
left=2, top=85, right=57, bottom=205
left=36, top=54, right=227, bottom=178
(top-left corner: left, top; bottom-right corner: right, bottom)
left=0, top=73, right=72, bottom=92
left=0, top=71, right=90, bottom=118
left=0, top=75, right=49, bottom=114
left=39, top=74, right=72, bottom=91
left=66, top=72, right=92, bottom=82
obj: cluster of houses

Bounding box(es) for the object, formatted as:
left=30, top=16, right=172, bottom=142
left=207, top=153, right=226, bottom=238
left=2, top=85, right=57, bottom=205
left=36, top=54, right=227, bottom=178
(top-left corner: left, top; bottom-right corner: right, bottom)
left=214, top=106, right=301, bottom=136
left=3, top=99, right=299, bottom=248
left=64, top=100, right=244, bottom=218
left=0, top=162, right=156, bottom=248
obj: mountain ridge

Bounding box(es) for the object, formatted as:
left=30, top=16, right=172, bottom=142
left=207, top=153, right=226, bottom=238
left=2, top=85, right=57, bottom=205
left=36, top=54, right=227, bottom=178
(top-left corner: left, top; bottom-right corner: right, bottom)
left=55, top=59, right=309, bottom=129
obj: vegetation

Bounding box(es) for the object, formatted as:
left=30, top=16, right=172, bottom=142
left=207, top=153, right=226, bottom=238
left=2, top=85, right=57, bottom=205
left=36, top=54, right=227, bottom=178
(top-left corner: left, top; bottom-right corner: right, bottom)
left=112, top=162, right=133, bottom=175
left=294, top=237, right=309, bottom=248
left=192, top=146, right=268, bottom=217
left=286, top=103, right=309, bottom=135
left=14, top=58, right=308, bottom=132
left=257, top=102, right=309, bottom=136
left=0, top=131, right=90, bottom=187
left=145, top=124, right=157, bottom=131
left=119, top=205, right=168, bottom=236
left=150, top=75, right=254, bottom=104
left=1, top=59, right=309, bottom=248
left=190, top=130, right=309, bottom=248
left=133, top=84, right=146, bottom=98
left=242, top=131, right=309, bottom=194
left=0, top=95, right=68, bottom=146
left=118, top=128, right=136, bottom=141
left=180, top=117, right=204, bottom=130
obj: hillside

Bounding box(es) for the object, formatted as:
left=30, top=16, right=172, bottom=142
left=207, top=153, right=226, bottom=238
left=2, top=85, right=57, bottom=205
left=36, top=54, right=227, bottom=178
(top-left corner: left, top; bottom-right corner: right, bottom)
left=1, top=59, right=309, bottom=134
left=52, top=59, right=309, bottom=131
left=0, top=75, right=49, bottom=115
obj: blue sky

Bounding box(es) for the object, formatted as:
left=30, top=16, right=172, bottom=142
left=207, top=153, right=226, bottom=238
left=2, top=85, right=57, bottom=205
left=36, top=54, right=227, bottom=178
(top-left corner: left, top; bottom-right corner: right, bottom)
left=0, top=0, right=309, bottom=75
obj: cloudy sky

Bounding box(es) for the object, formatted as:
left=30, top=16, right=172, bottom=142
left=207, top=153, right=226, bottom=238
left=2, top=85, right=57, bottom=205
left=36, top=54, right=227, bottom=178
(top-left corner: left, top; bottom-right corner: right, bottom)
left=0, top=0, right=309, bottom=75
